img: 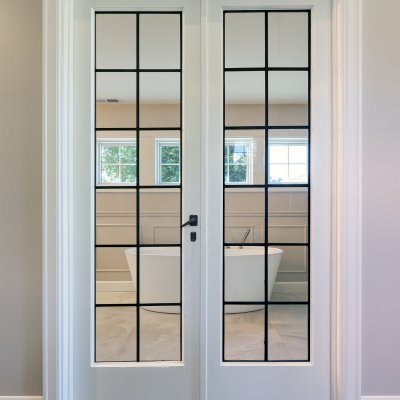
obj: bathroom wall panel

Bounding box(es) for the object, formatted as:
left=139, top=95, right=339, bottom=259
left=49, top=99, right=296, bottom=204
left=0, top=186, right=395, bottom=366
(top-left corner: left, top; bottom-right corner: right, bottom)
left=96, top=189, right=309, bottom=283
left=95, top=103, right=311, bottom=291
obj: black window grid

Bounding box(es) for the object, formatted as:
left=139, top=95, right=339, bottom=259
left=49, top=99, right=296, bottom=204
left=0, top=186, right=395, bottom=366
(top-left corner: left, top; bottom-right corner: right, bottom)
left=222, top=10, right=312, bottom=362
left=94, top=11, right=183, bottom=363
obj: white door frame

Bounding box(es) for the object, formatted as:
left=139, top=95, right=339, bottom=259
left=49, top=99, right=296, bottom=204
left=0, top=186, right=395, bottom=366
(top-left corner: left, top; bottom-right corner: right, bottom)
left=42, top=0, right=362, bottom=399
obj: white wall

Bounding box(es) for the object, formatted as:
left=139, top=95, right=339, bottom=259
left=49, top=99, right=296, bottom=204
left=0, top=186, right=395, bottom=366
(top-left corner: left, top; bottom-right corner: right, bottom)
left=0, top=0, right=42, bottom=395
left=362, top=0, right=400, bottom=396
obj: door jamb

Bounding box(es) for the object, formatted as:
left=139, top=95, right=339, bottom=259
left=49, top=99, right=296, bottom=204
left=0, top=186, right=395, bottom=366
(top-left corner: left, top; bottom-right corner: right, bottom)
left=42, top=0, right=363, bottom=399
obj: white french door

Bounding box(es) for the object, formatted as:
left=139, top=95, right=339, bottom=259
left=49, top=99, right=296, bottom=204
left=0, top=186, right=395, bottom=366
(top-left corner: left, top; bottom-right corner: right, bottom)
left=70, top=0, right=331, bottom=399
left=204, top=0, right=331, bottom=399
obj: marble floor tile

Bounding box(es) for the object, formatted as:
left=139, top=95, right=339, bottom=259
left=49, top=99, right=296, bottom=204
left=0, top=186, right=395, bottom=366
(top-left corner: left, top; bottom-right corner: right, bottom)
left=96, top=304, right=308, bottom=362
left=96, top=306, right=136, bottom=362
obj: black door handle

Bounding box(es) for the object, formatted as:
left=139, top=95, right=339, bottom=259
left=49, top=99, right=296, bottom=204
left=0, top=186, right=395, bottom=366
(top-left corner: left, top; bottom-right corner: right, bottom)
left=182, top=214, right=198, bottom=228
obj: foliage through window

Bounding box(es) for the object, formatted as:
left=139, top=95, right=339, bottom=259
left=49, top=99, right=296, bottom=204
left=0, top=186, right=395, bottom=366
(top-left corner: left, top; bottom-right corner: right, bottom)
left=156, top=139, right=181, bottom=185
left=97, top=139, right=137, bottom=184
left=224, top=139, right=252, bottom=184
left=269, top=138, right=308, bottom=184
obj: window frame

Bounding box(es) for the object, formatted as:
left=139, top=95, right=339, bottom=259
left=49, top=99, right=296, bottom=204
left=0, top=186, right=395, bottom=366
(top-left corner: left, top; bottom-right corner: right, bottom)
left=224, top=138, right=253, bottom=185
left=155, top=138, right=181, bottom=185
left=96, top=137, right=137, bottom=186
left=268, top=137, right=308, bottom=184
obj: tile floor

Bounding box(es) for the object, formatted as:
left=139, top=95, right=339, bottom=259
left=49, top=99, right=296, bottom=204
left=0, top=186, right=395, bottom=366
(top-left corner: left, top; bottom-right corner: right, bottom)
left=96, top=291, right=308, bottom=362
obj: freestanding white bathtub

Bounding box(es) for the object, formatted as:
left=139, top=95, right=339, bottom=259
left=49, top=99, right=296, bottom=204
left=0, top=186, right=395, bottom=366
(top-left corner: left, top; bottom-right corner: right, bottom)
left=125, top=246, right=283, bottom=313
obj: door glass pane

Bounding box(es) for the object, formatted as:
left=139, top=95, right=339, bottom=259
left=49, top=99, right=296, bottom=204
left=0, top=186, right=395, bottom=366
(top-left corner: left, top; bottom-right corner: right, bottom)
left=96, top=14, right=137, bottom=69
left=140, top=306, right=181, bottom=361
left=268, top=187, right=309, bottom=244
left=225, top=71, right=265, bottom=127
left=96, top=189, right=136, bottom=245
left=140, top=14, right=180, bottom=69
left=139, top=247, right=180, bottom=304
left=140, top=72, right=180, bottom=128
left=140, top=189, right=180, bottom=245
left=96, top=72, right=137, bottom=129
left=96, top=306, right=137, bottom=362
left=225, top=12, right=265, bottom=68
left=94, top=12, right=182, bottom=363
left=223, top=10, right=310, bottom=362
left=224, top=188, right=265, bottom=244
left=224, top=305, right=265, bottom=361
left=268, top=71, right=308, bottom=126
left=139, top=130, right=180, bottom=186
left=269, top=245, right=309, bottom=303
left=268, top=12, right=308, bottom=68
left=225, top=130, right=264, bottom=185
left=96, top=247, right=136, bottom=305
left=268, top=304, right=308, bottom=361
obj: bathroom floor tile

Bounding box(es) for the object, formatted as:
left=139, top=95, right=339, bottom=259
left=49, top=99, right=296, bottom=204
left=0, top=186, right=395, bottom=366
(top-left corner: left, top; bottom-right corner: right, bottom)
left=96, top=304, right=308, bottom=362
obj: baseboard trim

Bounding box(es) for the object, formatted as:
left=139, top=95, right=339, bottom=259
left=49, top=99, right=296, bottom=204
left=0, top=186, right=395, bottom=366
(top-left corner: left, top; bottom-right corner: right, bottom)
left=273, top=282, right=307, bottom=292
left=0, top=397, right=43, bottom=400
left=362, top=397, right=400, bottom=400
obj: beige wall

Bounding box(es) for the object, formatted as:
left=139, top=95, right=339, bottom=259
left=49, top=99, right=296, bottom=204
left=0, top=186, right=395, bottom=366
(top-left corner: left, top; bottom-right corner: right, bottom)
left=0, top=0, right=42, bottom=395
left=362, top=0, right=400, bottom=395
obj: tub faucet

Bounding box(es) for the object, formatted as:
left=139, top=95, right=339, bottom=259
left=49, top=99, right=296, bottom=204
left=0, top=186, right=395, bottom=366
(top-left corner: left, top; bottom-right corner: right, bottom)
left=240, top=228, right=251, bottom=249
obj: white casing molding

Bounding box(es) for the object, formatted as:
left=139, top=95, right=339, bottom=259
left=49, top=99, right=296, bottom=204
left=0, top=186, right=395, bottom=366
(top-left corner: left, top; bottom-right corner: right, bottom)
left=43, top=0, right=74, bottom=399
left=43, top=0, right=363, bottom=399
left=332, top=0, right=363, bottom=400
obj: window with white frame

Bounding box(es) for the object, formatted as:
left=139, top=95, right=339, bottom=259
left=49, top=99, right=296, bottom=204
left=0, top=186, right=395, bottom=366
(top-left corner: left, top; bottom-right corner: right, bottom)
left=269, top=138, right=308, bottom=184
left=97, top=138, right=137, bottom=184
left=156, top=139, right=181, bottom=185
left=224, top=139, right=253, bottom=184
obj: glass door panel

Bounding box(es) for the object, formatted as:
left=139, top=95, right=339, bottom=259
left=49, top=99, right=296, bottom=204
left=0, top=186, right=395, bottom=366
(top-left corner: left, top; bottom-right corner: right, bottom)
left=95, top=11, right=183, bottom=363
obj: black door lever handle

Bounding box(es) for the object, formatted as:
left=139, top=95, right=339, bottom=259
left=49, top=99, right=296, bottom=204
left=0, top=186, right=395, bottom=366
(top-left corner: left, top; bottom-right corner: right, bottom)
left=182, top=214, right=198, bottom=228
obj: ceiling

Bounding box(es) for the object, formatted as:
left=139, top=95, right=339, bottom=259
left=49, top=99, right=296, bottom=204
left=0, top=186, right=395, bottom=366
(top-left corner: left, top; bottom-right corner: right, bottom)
left=96, top=12, right=308, bottom=104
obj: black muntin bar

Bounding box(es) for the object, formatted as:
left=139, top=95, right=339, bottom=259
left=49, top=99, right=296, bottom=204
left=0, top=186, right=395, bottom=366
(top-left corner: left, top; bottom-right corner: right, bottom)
left=96, top=303, right=181, bottom=308
left=96, top=185, right=181, bottom=189
left=135, top=13, right=141, bottom=362
left=307, top=9, right=312, bottom=362
left=222, top=11, right=226, bottom=362
left=96, top=127, right=181, bottom=131
left=94, top=12, right=98, bottom=363
left=179, top=12, right=183, bottom=362
left=95, top=11, right=182, bottom=15
left=224, top=67, right=309, bottom=72
left=224, top=9, right=308, bottom=14
left=224, top=125, right=310, bottom=130
left=96, top=68, right=181, bottom=73
left=95, top=243, right=181, bottom=248
left=264, top=10, right=269, bottom=362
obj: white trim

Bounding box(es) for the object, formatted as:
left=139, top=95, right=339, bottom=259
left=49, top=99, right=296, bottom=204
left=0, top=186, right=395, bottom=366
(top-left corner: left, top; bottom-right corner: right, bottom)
left=0, top=397, right=43, bottom=400
left=43, top=0, right=74, bottom=398
left=361, top=398, right=400, bottom=400
left=332, top=0, right=363, bottom=400
left=43, top=1, right=363, bottom=399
